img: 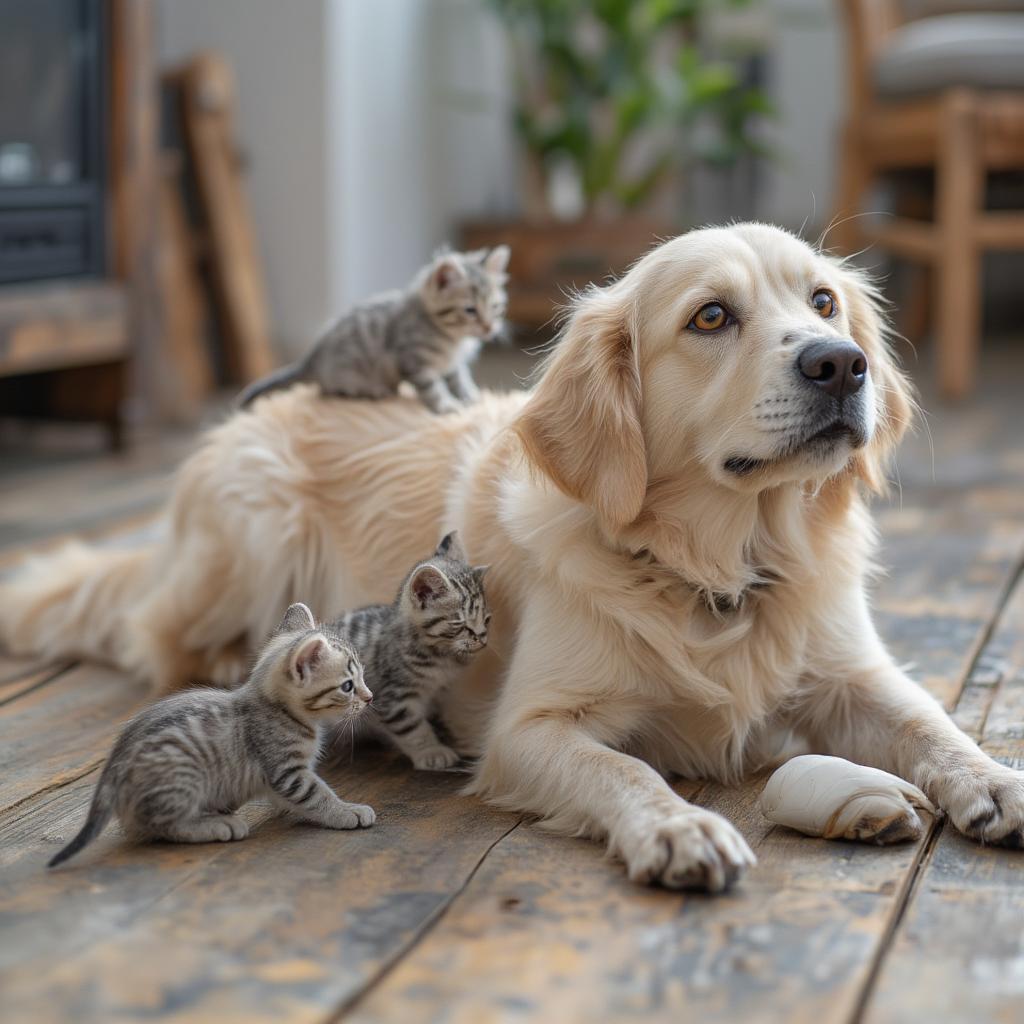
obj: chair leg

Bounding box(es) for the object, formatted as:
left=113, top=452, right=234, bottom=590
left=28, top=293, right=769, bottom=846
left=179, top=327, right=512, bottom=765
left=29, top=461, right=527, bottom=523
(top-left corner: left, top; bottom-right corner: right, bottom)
left=935, top=91, right=983, bottom=400
left=897, top=264, right=932, bottom=348
left=830, top=124, right=872, bottom=254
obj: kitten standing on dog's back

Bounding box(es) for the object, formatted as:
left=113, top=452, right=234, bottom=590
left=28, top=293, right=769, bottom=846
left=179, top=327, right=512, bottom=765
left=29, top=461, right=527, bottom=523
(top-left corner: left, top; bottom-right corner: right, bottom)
left=238, top=246, right=510, bottom=415
left=48, top=603, right=374, bottom=867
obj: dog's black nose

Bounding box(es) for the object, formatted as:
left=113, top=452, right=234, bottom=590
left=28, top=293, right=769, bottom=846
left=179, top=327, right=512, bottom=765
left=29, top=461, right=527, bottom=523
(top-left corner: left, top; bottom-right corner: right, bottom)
left=797, top=340, right=868, bottom=400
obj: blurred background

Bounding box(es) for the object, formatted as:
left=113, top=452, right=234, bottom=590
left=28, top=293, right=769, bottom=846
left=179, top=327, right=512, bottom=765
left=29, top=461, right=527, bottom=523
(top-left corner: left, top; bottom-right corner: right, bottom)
left=0, top=0, right=1022, bottom=456
left=2, top=8, right=1023, bottom=1017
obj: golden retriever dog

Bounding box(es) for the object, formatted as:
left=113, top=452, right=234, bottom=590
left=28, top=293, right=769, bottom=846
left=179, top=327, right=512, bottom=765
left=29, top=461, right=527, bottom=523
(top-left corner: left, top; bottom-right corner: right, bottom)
left=4, top=223, right=1022, bottom=891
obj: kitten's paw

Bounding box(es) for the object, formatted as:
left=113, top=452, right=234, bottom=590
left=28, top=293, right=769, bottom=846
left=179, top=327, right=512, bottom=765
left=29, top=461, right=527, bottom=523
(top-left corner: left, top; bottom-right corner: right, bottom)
left=169, top=814, right=248, bottom=843
left=331, top=803, right=376, bottom=829
left=941, top=767, right=1024, bottom=848
left=350, top=803, right=376, bottom=828
left=220, top=814, right=250, bottom=841
left=412, top=745, right=461, bottom=771
left=618, top=808, right=756, bottom=892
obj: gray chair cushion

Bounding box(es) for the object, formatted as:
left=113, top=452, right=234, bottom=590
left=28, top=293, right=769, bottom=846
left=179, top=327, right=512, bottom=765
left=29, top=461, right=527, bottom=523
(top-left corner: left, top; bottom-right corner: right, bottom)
left=875, top=14, right=1024, bottom=97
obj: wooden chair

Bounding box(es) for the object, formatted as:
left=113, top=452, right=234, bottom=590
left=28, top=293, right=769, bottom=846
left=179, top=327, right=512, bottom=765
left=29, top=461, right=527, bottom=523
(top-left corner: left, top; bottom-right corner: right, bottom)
left=833, top=0, right=1024, bottom=398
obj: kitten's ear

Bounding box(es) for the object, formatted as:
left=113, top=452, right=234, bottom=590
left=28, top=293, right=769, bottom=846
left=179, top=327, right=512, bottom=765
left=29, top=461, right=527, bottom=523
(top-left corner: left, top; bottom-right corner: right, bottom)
left=409, top=565, right=452, bottom=608
left=433, top=257, right=464, bottom=291
left=290, top=633, right=325, bottom=684
left=483, top=245, right=510, bottom=275
left=279, top=602, right=316, bottom=634
left=473, top=564, right=490, bottom=580
left=435, top=530, right=466, bottom=561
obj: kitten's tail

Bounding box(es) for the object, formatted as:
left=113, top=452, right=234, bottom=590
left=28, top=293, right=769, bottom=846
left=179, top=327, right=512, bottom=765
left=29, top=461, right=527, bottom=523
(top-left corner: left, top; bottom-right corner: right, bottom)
left=47, top=761, right=118, bottom=868
left=237, top=363, right=306, bottom=408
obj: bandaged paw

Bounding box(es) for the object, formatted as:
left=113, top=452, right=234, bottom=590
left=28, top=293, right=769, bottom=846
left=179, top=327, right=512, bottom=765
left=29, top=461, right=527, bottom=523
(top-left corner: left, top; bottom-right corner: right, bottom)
left=759, top=754, right=935, bottom=844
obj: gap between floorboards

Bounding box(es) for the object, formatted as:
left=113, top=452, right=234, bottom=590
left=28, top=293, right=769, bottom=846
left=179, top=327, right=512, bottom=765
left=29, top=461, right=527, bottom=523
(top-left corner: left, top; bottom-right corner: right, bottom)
left=326, top=817, right=525, bottom=1023
left=846, top=545, right=1024, bottom=1024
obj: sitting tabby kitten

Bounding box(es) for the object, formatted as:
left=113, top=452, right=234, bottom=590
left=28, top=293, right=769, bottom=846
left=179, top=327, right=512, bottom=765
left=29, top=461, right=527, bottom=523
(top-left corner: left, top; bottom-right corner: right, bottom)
left=48, top=603, right=374, bottom=867
left=238, top=246, right=510, bottom=415
left=329, top=531, right=490, bottom=770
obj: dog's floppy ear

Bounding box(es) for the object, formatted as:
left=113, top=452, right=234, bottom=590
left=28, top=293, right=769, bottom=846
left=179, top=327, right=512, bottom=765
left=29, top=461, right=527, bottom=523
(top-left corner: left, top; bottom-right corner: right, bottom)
left=512, top=288, right=646, bottom=530
left=838, top=265, right=914, bottom=494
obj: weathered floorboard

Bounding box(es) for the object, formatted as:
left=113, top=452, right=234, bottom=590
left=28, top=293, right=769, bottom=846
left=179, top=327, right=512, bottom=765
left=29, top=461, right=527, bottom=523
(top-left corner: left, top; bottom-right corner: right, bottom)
left=862, top=570, right=1024, bottom=1024
left=0, top=659, right=72, bottom=705
left=0, top=747, right=517, bottom=1024
left=0, top=664, right=149, bottom=814
left=872, top=485, right=1024, bottom=709
left=346, top=780, right=925, bottom=1024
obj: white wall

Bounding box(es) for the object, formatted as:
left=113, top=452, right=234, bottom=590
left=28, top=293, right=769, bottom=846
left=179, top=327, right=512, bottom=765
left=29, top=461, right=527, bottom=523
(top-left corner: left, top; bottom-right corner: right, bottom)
left=157, top=0, right=844, bottom=356
left=327, top=0, right=517, bottom=308
left=159, top=0, right=518, bottom=358
left=328, top=0, right=445, bottom=311
left=762, top=0, right=844, bottom=231
left=431, top=0, right=518, bottom=223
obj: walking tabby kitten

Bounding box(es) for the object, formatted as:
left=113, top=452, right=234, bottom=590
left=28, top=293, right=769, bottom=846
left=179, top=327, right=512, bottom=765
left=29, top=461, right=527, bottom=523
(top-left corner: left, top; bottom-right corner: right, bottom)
left=238, top=246, right=510, bottom=414
left=329, top=531, right=490, bottom=770
left=48, top=603, right=373, bottom=867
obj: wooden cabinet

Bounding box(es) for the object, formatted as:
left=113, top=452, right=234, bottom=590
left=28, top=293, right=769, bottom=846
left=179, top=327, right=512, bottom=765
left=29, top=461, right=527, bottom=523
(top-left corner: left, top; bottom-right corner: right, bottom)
left=0, top=0, right=158, bottom=447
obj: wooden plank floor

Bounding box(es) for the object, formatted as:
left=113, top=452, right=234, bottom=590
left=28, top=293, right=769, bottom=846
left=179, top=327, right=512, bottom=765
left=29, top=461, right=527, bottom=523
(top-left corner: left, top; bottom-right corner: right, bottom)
left=1, top=346, right=1023, bottom=1023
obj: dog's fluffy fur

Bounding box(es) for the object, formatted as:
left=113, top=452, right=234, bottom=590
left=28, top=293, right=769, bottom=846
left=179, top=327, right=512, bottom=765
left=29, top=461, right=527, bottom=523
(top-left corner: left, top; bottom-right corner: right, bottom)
left=4, top=224, right=1022, bottom=889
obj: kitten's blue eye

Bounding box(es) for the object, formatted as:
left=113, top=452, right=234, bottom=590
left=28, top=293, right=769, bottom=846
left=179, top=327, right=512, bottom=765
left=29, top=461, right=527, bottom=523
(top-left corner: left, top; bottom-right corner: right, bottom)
left=341, top=680, right=354, bottom=693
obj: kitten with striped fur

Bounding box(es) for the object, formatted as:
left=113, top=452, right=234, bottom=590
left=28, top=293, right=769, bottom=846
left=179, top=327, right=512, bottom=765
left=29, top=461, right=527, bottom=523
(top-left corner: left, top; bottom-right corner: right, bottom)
left=238, top=246, right=510, bottom=415
left=48, top=603, right=374, bottom=867
left=330, top=531, right=489, bottom=770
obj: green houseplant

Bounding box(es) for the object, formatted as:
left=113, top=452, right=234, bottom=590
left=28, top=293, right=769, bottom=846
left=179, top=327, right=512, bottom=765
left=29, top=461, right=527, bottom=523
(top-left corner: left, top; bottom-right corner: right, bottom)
left=489, top=0, right=771, bottom=221
left=465, top=0, right=771, bottom=331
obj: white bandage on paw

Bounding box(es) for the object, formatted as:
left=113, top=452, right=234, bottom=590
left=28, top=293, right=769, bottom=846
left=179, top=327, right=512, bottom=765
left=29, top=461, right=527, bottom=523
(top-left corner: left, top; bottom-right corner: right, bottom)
left=759, top=754, right=935, bottom=843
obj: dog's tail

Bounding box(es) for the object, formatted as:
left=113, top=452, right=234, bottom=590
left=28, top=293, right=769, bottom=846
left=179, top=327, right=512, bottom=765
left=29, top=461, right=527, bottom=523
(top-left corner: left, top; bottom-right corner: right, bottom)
left=237, top=363, right=306, bottom=408
left=47, top=759, right=119, bottom=868
left=0, top=540, right=155, bottom=670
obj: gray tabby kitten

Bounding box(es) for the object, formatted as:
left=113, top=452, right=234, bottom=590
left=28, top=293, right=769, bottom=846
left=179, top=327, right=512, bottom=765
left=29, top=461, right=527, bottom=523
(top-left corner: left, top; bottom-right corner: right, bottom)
left=238, top=246, right=510, bottom=415
left=329, top=531, right=489, bottom=771
left=48, top=603, right=374, bottom=867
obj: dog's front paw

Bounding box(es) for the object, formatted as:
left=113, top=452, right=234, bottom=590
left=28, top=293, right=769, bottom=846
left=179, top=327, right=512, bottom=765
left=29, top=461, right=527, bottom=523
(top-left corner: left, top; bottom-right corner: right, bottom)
left=619, top=809, right=756, bottom=892
left=941, top=767, right=1024, bottom=848
left=411, top=745, right=461, bottom=771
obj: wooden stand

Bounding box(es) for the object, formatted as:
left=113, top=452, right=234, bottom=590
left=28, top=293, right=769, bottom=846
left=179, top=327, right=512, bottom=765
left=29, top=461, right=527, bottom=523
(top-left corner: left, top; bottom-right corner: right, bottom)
left=165, top=53, right=275, bottom=385
left=461, top=218, right=665, bottom=334
left=0, top=0, right=159, bottom=446
left=833, top=0, right=1024, bottom=399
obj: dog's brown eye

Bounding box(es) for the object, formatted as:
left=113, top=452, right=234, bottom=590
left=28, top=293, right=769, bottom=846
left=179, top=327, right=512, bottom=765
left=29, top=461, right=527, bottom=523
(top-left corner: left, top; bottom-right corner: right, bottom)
left=688, top=303, right=730, bottom=333
left=812, top=290, right=836, bottom=318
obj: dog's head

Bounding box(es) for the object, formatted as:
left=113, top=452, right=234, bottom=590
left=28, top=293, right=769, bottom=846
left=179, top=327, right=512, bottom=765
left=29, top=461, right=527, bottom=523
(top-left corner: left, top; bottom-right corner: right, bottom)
left=513, top=223, right=913, bottom=531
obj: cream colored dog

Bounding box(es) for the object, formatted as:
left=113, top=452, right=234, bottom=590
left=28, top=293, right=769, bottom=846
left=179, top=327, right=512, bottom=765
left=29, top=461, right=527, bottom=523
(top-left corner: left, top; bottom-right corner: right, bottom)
left=4, top=224, right=1022, bottom=891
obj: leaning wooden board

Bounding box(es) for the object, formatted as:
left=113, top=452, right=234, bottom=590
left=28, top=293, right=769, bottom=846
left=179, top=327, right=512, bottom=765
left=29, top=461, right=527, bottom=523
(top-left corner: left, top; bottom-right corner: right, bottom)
left=169, top=53, right=276, bottom=385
